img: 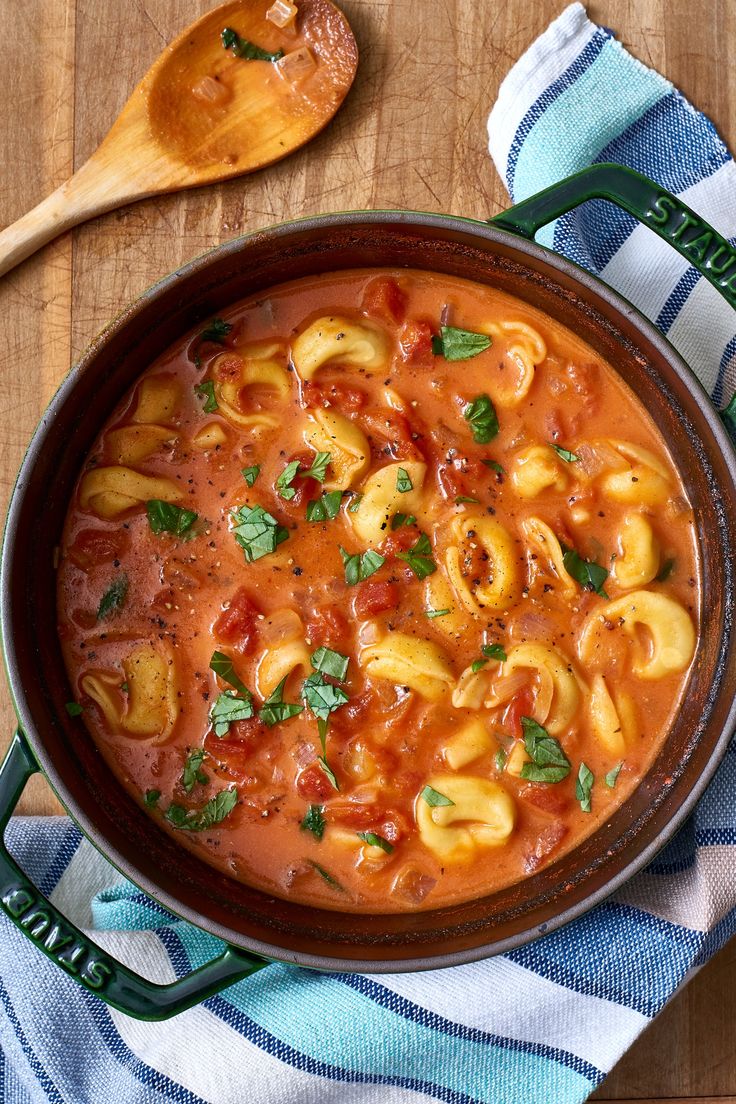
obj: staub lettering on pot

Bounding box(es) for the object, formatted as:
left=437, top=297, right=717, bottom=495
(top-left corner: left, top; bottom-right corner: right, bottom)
left=1, top=886, right=113, bottom=990
left=646, top=194, right=736, bottom=302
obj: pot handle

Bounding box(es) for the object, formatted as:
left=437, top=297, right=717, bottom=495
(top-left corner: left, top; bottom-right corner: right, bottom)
left=491, top=161, right=736, bottom=436
left=0, top=731, right=268, bottom=1020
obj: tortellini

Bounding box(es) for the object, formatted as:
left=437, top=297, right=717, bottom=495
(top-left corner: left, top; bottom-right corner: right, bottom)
left=452, top=663, right=492, bottom=711
left=79, top=466, right=183, bottom=519
left=131, top=376, right=181, bottom=426
left=510, top=446, right=568, bottom=499
left=597, top=440, right=672, bottom=505
left=211, top=342, right=290, bottom=431
left=424, top=570, right=475, bottom=639
left=106, top=424, right=176, bottom=465
left=361, top=633, right=454, bottom=701
left=256, top=638, right=311, bottom=698
left=588, top=674, right=637, bottom=757
left=192, top=422, right=228, bottom=450
left=482, top=321, right=546, bottom=406
left=520, top=516, right=577, bottom=598
left=81, top=644, right=179, bottom=744
left=445, top=515, right=520, bottom=613
left=578, top=590, right=695, bottom=679
left=350, top=460, right=426, bottom=544
left=486, top=643, right=581, bottom=735
left=612, top=513, right=660, bottom=589
left=303, top=408, right=370, bottom=490
left=443, top=719, right=493, bottom=770
left=416, top=775, right=516, bottom=861
left=291, top=316, right=389, bottom=379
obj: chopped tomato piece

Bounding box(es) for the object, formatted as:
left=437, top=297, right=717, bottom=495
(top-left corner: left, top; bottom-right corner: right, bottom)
left=213, top=587, right=261, bottom=652
left=212, top=354, right=242, bottom=382
left=353, top=580, right=400, bottom=619
left=503, top=688, right=535, bottom=739
left=399, top=319, right=434, bottom=363
left=519, top=784, right=571, bottom=817
left=305, top=604, right=350, bottom=648
left=328, top=802, right=410, bottom=844
left=67, top=528, right=128, bottom=571
left=435, top=455, right=493, bottom=503
left=523, top=821, right=569, bottom=872
left=359, top=409, right=425, bottom=462
left=379, top=526, right=417, bottom=558
left=296, top=761, right=336, bottom=802
left=302, top=381, right=367, bottom=412
left=361, top=276, right=408, bottom=324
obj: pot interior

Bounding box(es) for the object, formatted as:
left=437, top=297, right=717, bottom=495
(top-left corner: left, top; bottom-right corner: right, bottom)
left=4, top=215, right=735, bottom=969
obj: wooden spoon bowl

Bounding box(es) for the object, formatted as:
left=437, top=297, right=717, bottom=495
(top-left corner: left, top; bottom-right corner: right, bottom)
left=0, top=0, right=357, bottom=278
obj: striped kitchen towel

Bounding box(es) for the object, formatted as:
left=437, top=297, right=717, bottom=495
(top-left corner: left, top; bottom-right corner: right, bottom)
left=1, top=6, right=735, bottom=1103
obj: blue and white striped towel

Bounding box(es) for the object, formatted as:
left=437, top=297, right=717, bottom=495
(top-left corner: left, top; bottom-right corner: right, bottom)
left=2, top=6, right=735, bottom=1102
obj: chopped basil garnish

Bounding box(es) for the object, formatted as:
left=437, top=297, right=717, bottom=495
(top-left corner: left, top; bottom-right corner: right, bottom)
left=97, top=574, right=128, bottom=620
left=455, top=495, right=479, bottom=504
left=482, top=459, right=505, bottom=474
left=348, top=494, right=363, bottom=513
left=221, top=26, right=284, bottom=60
left=209, top=651, right=250, bottom=696
left=120, top=682, right=129, bottom=692
left=464, top=393, right=499, bottom=444
left=144, top=788, right=160, bottom=808
left=308, top=860, right=344, bottom=891
left=357, top=831, right=394, bottom=854
left=165, top=787, right=238, bottom=832
left=241, top=464, right=260, bottom=487
left=432, top=325, right=492, bottom=361
left=211, top=690, right=254, bottom=737
left=258, top=676, right=304, bottom=727
left=232, top=503, right=289, bottom=562
left=65, top=701, right=83, bottom=717
left=561, top=543, right=609, bottom=597
left=311, top=646, right=349, bottom=681
left=396, top=532, right=436, bottom=579
left=576, top=762, right=594, bottom=812
left=420, top=784, right=454, bottom=807
left=396, top=467, right=413, bottom=492
left=550, top=443, right=580, bottom=463
left=302, top=451, right=331, bottom=482
left=317, top=756, right=339, bottom=791
left=302, top=671, right=349, bottom=721
left=301, top=804, right=326, bottom=840
left=146, top=500, right=198, bottom=537
left=519, top=717, right=571, bottom=783
left=276, top=459, right=301, bottom=500
left=306, top=490, right=342, bottom=522
left=182, top=748, right=208, bottom=794
left=494, top=748, right=507, bottom=772
left=199, top=317, right=232, bottom=344
left=426, top=608, right=450, bottom=619
left=604, top=762, right=623, bottom=789
left=391, top=512, right=416, bottom=529
left=656, top=557, right=675, bottom=583
left=194, top=380, right=218, bottom=413
left=339, top=546, right=385, bottom=585
left=471, top=645, right=506, bottom=673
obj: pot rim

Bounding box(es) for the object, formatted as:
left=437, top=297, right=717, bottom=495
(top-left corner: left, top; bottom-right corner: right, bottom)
left=3, top=208, right=735, bottom=972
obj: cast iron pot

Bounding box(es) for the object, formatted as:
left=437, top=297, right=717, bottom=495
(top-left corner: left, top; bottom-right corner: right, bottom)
left=1, top=164, right=735, bottom=1020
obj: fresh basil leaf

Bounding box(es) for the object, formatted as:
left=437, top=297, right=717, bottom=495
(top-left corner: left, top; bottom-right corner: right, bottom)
left=210, top=690, right=253, bottom=737
left=471, top=644, right=505, bottom=672
left=146, top=500, right=198, bottom=537
left=549, top=442, right=580, bottom=463
left=520, top=716, right=571, bottom=783
left=420, top=784, right=454, bottom=807
left=720, top=391, right=736, bottom=442
left=302, top=671, right=349, bottom=721
left=575, top=761, right=594, bottom=813
left=455, top=495, right=479, bottom=504
left=308, top=860, right=344, bottom=891
left=221, top=26, right=284, bottom=60
left=165, top=787, right=238, bottom=832
left=464, top=393, right=499, bottom=444
left=348, top=494, right=363, bottom=513
left=144, top=788, right=161, bottom=808
left=561, top=543, right=609, bottom=597
left=120, top=682, right=129, bottom=693
left=301, top=804, right=326, bottom=840
left=494, top=748, right=507, bottom=772
left=426, top=608, right=450, bottom=619
left=306, top=490, right=342, bottom=522
left=232, top=503, right=289, bottom=562
left=432, top=325, right=492, bottom=361
left=182, top=748, right=208, bottom=794
left=396, top=532, right=436, bottom=579
left=241, top=464, right=260, bottom=487
left=276, top=459, right=300, bottom=500
left=194, top=380, right=218, bottom=413
left=302, top=451, right=331, bottom=483
left=209, top=651, right=250, bottom=696
left=97, top=574, right=128, bottom=620
left=199, top=317, right=232, bottom=344
left=396, top=467, right=413, bottom=492
left=311, top=646, right=349, bottom=681
left=391, top=512, right=416, bottom=530
left=604, top=762, right=623, bottom=789
left=258, top=676, right=304, bottom=727
left=65, top=701, right=83, bottom=717
left=317, top=756, right=339, bottom=791
left=471, top=658, right=488, bottom=673
left=656, top=557, right=675, bottom=583
left=482, top=459, right=505, bottom=474
left=339, top=546, right=385, bottom=585
left=357, top=831, right=393, bottom=853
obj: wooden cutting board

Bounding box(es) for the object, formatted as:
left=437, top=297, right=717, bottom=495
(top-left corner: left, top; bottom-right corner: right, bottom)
left=0, top=1, right=734, bottom=1098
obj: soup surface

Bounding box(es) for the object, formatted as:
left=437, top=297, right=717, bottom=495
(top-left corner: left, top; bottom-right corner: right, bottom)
left=57, top=269, right=699, bottom=912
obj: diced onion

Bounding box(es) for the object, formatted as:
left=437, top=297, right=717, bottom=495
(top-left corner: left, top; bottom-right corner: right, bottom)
left=260, top=607, right=303, bottom=645
left=191, top=76, right=229, bottom=104
left=358, top=619, right=382, bottom=645
left=275, top=46, right=316, bottom=83
left=266, top=0, right=298, bottom=28
left=391, top=866, right=437, bottom=905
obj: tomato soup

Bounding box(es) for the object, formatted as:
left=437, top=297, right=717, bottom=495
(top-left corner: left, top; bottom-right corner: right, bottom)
left=57, top=269, right=699, bottom=912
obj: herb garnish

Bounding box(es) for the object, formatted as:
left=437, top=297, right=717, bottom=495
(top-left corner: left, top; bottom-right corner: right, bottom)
left=550, top=443, right=580, bottom=463
left=317, top=757, right=339, bottom=791
left=576, top=762, right=594, bottom=812
left=232, top=503, right=289, bottom=562
left=482, top=459, right=505, bottom=474
left=258, top=677, right=304, bottom=727
left=301, top=804, right=326, bottom=840
left=519, top=717, right=571, bottom=783
left=308, top=860, right=344, bottom=890
left=194, top=380, right=218, bottom=413
left=432, top=325, right=492, bottom=361
left=199, top=318, right=232, bottom=344
left=221, top=26, right=284, bottom=60
left=339, top=546, right=385, bottom=585
left=420, top=785, right=455, bottom=807
left=464, top=393, right=499, bottom=444
left=146, top=500, right=198, bottom=537
left=604, top=762, right=623, bottom=789
left=276, top=460, right=301, bottom=500
left=306, top=490, right=342, bottom=522
left=210, top=690, right=254, bottom=737
left=97, top=574, right=128, bottom=620
left=357, top=831, right=394, bottom=854
left=209, top=651, right=250, bottom=696
left=396, top=467, right=413, bottom=492
left=471, top=643, right=507, bottom=672
left=426, top=608, right=450, bottom=619
left=241, top=464, right=260, bottom=487
left=494, top=748, right=507, bottom=772
left=396, top=532, right=436, bottom=579
left=165, top=787, right=238, bottom=832
left=391, top=512, right=417, bottom=529
left=302, top=451, right=331, bottom=482
left=656, top=557, right=675, bottom=583
left=561, top=543, right=609, bottom=597
left=144, top=789, right=160, bottom=808
left=182, top=748, right=208, bottom=794
left=302, top=671, right=349, bottom=722
left=455, top=495, right=479, bottom=504
left=311, top=646, right=349, bottom=681
left=65, top=702, right=83, bottom=717
left=348, top=494, right=362, bottom=513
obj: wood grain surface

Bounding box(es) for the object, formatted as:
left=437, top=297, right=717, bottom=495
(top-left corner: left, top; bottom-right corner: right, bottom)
left=0, top=0, right=734, bottom=1097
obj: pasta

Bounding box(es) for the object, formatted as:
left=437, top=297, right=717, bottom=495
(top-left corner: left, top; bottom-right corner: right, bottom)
left=350, top=460, right=426, bottom=544
left=445, top=515, right=520, bottom=613
left=303, top=408, right=370, bottom=489
left=291, top=316, right=389, bottom=379
left=79, top=466, right=183, bottom=518
left=361, top=633, right=454, bottom=701
left=416, top=775, right=516, bottom=861
left=578, top=590, right=695, bottom=679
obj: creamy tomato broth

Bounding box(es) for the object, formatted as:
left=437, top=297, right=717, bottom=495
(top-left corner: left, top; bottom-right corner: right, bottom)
left=57, top=269, right=699, bottom=912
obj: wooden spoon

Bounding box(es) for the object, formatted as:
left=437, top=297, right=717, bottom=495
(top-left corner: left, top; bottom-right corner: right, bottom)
left=0, top=0, right=357, bottom=279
